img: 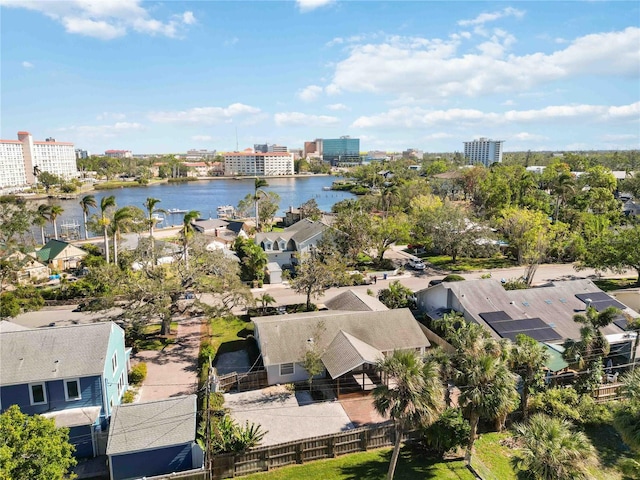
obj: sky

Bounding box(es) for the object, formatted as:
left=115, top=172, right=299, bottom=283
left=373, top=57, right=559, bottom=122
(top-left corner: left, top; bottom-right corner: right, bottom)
left=1, top=1, right=639, bottom=155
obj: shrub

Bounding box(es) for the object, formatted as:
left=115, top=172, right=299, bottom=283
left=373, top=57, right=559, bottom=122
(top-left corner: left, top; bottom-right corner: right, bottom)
left=529, top=387, right=581, bottom=422
left=442, top=274, right=465, bottom=282
left=123, top=389, right=136, bottom=404
left=420, top=408, right=470, bottom=457
left=502, top=278, right=528, bottom=290
left=129, top=363, right=147, bottom=386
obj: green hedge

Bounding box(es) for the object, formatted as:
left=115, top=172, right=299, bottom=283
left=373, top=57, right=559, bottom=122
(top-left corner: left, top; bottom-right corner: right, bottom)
left=129, top=363, right=147, bottom=385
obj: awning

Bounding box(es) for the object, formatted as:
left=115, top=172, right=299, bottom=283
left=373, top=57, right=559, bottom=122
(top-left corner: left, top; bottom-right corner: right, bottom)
left=42, top=406, right=101, bottom=428
left=542, top=343, right=568, bottom=372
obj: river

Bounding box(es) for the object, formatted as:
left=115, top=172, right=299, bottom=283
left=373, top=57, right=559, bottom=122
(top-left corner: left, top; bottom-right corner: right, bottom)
left=36, top=175, right=353, bottom=239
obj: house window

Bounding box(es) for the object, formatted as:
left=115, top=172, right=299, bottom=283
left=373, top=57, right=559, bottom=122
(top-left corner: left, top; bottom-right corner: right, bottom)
left=111, top=352, right=118, bottom=373
left=280, top=363, right=294, bottom=376
left=117, top=370, right=127, bottom=398
left=29, top=383, right=47, bottom=405
left=64, top=379, right=81, bottom=401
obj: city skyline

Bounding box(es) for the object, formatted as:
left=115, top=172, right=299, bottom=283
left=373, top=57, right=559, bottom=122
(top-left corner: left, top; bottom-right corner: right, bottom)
left=1, top=1, right=638, bottom=154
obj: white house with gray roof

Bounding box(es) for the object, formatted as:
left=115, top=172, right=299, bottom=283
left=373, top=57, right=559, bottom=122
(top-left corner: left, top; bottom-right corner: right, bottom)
left=0, top=322, right=131, bottom=458
left=107, top=395, right=203, bottom=480
left=252, top=309, right=430, bottom=393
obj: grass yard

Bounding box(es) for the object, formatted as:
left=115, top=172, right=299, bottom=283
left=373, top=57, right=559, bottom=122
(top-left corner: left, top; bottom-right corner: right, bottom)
left=593, top=277, right=639, bottom=291
left=422, top=255, right=516, bottom=272
left=207, top=315, right=254, bottom=357
left=473, top=433, right=517, bottom=480
left=242, top=447, right=474, bottom=480
left=136, top=321, right=179, bottom=350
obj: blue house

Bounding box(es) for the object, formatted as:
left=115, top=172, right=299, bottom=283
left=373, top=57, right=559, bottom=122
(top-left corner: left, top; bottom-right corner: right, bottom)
left=106, top=395, right=204, bottom=480
left=0, top=322, right=131, bottom=458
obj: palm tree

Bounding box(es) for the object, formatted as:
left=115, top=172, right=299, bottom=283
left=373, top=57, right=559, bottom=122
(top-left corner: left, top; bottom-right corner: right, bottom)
left=563, top=305, right=620, bottom=369
left=256, top=293, right=275, bottom=314
left=79, top=195, right=97, bottom=240
left=181, top=210, right=201, bottom=269
left=512, top=414, right=598, bottom=479
left=373, top=350, right=444, bottom=480
left=34, top=204, right=52, bottom=244
left=457, top=350, right=518, bottom=458
left=110, top=207, right=134, bottom=265
left=254, top=177, right=268, bottom=232
left=551, top=172, right=575, bottom=223
left=510, top=334, right=549, bottom=420
left=49, top=204, right=64, bottom=240
left=143, top=197, right=164, bottom=263
left=99, top=196, right=116, bottom=263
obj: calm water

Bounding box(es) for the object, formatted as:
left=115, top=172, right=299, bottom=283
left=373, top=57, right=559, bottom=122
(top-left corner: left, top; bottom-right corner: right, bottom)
left=36, top=175, right=353, bottom=238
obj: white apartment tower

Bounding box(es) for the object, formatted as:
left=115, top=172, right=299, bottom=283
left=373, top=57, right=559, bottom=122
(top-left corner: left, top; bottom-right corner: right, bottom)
left=0, top=131, right=77, bottom=189
left=463, top=137, right=504, bottom=166
left=224, top=152, right=294, bottom=176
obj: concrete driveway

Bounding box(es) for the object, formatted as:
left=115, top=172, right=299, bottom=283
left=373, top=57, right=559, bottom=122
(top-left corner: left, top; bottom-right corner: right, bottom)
left=224, top=385, right=354, bottom=446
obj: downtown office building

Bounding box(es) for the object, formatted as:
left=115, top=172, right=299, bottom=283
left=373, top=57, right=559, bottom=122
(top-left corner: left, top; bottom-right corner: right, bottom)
left=322, top=137, right=360, bottom=166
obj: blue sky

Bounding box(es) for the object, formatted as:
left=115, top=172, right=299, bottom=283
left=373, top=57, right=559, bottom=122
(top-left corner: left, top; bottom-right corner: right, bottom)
left=1, top=1, right=639, bottom=154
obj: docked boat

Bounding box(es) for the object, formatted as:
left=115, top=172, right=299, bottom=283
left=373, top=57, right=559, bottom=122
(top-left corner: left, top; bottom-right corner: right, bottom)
left=167, top=208, right=188, bottom=214
left=217, top=205, right=236, bottom=219
left=322, top=186, right=332, bottom=191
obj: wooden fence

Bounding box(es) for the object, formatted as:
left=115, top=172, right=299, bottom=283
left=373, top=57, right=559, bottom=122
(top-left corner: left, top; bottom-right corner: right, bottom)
left=210, top=423, right=397, bottom=479
left=141, top=470, right=209, bottom=480
left=593, top=382, right=624, bottom=403
left=215, top=370, right=268, bottom=393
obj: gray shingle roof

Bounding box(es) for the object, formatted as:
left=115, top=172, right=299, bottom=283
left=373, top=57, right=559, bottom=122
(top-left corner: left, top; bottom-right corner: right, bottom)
left=0, top=322, right=116, bottom=385
left=106, top=395, right=197, bottom=455
left=253, top=309, right=429, bottom=366
left=255, top=219, right=327, bottom=246
left=0, top=320, right=30, bottom=333
left=325, top=290, right=388, bottom=312
left=321, top=331, right=383, bottom=379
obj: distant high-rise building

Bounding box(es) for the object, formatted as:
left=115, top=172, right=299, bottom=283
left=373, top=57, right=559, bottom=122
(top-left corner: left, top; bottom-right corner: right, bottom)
left=402, top=148, right=424, bottom=160
left=104, top=150, right=133, bottom=159
left=268, top=144, right=288, bottom=153
left=75, top=148, right=89, bottom=160
left=186, top=149, right=217, bottom=160
left=224, top=152, right=294, bottom=176
left=0, top=131, right=77, bottom=189
left=254, top=144, right=268, bottom=153
left=463, top=138, right=504, bottom=166
left=322, top=136, right=360, bottom=166
left=304, top=139, right=323, bottom=157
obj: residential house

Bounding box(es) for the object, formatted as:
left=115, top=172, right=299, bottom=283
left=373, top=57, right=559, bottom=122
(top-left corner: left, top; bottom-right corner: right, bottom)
left=623, top=199, right=640, bottom=218
left=255, top=219, right=329, bottom=272
left=1, top=249, right=50, bottom=283
left=35, top=239, right=87, bottom=271
left=252, top=308, right=430, bottom=395
left=324, top=289, right=389, bottom=312
left=106, top=395, right=204, bottom=480
left=415, top=278, right=640, bottom=365
left=0, top=322, right=131, bottom=458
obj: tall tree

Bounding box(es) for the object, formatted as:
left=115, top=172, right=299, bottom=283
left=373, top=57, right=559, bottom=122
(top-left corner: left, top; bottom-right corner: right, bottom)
left=512, top=414, right=598, bottom=480
left=369, top=213, right=410, bottom=264
left=562, top=305, right=620, bottom=369
left=79, top=195, right=97, bottom=240
left=143, top=197, right=164, bottom=262
left=286, top=249, right=345, bottom=311
left=181, top=210, right=200, bottom=269
left=0, top=198, right=34, bottom=247
left=373, top=351, right=444, bottom=480
left=551, top=172, right=575, bottom=223
left=111, top=206, right=135, bottom=265
left=234, top=237, right=268, bottom=283
left=579, top=225, right=640, bottom=286
left=378, top=280, right=415, bottom=309
left=0, top=405, right=77, bottom=480
left=34, top=204, right=52, bottom=245
left=254, top=177, right=268, bottom=231
left=99, top=195, right=116, bottom=263
left=49, top=204, right=64, bottom=240
left=509, top=334, right=550, bottom=419
left=299, top=198, right=322, bottom=221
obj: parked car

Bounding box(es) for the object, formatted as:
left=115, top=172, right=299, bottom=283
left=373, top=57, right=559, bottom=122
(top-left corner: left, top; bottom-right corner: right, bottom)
left=407, top=258, right=426, bottom=270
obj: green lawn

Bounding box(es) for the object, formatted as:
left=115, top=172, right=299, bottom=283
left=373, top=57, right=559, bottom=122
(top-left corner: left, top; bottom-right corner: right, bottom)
left=593, top=277, right=639, bottom=291
left=136, top=322, right=179, bottom=351
left=472, top=433, right=517, bottom=480
left=423, top=255, right=516, bottom=272
left=242, top=447, right=474, bottom=480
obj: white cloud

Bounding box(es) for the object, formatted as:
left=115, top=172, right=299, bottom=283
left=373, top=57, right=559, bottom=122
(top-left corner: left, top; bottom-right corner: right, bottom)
left=21, top=61, right=34, bottom=68
left=458, top=7, right=525, bottom=27
left=0, top=0, right=196, bottom=40
left=57, top=121, right=144, bottom=138
left=224, top=37, right=239, bottom=47
left=511, top=132, right=548, bottom=141
left=297, top=85, right=323, bottom=102
left=325, top=27, right=640, bottom=100
left=423, top=132, right=454, bottom=140
left=148, top=103, right=262, bottom=125
left=274, top=112, right=340, bottom=127
left=351, top=101, right=640, bottom=129
left=326, top=103, right=348, bottom=111
left=96, top=112, right=126, bottom=121
left=502, top=99, right=516, bottom=106
left=600, top=133, right=637, bottom=141
left=296, top=0, right=334, bottom=13
left=191, top=135, right=213, bottom=141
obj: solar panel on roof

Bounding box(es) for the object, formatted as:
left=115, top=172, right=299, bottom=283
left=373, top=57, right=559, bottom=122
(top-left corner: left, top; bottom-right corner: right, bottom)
left=491, top=318, right=549, bottom=334
left=519, top=328, right=562, bottom=342
left=576, top=292, right=613, bottom=303
left=614, top=318, right=629, bottom=330
left=479, top=311, right=512, bottom=323
left=591, top=299, right=626, bottom=312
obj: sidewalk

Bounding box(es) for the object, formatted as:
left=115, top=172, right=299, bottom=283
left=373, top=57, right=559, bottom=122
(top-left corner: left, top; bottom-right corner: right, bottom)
left=134, top=316, right=202, bottom=402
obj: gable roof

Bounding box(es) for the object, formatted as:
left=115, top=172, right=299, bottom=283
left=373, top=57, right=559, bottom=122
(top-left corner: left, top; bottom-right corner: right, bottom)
left=36, top=239, right=87, bottom=262
left=255, top=219, right=328, bottom=246
left=417, top=279, right=638, bottom=343
left=0, top=320, right=30, bottom=333
left=325, top=290, right=388, bottom=312
left=194, top=218, right=229, bottom=233
left=0, top=322, right=117, bottom=385
left=106, top=395, right=197, bottom=455
left=253, top=309, right=429, bottom=366
left=321, top=330, right=383, bottom=378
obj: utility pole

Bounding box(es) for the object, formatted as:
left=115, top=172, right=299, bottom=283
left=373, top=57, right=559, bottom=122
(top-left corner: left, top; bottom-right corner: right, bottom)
left=205, top=356, right=212, bottom=474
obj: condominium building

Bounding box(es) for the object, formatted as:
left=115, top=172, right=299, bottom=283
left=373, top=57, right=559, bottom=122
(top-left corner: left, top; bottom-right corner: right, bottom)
left=0, top=131, right=77, bottom=189
left=254, top=144, right=288, bottom=154
left=322, top=136, right=360, bottom=166
left=75, top=149, right=89, bottom=159
left=463, top=138, right=504, bottom=166
left=104, top=150, right=133, bottom=158
left=224, top=152, right=294, bottom=176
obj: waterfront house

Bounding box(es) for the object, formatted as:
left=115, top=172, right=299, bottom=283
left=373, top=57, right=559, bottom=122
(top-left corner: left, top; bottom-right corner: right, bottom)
left=34, top=239, right=87, bottom=272
left=252, top=309, right=430, bottom=394
left=106, top=395, right=203, bottom=480
left=415, top=278, right=640, bottom=365
left=1, top=249, right=50, bottom=283
left=0, top=322, right=131, bottom=458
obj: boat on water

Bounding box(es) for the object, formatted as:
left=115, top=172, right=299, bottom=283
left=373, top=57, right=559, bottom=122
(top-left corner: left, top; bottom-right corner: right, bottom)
left=322, top=186, right=332, bottom=191
left=167, top=208, right=188, bottom=214
left=217, top=205, right=236, bottom=219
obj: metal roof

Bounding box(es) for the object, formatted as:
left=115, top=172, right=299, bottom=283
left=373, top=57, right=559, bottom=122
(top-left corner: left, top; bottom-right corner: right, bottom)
left=253, top=309, right=429, bottom=366
left=0, top=322, right=117, bottom=385
left=106, top=395, right=197, bottom=456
